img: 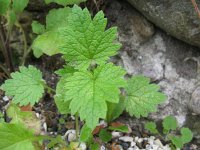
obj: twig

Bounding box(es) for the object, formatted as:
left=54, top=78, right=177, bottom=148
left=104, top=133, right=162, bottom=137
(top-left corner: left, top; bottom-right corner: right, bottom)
left=191, top=0, right=200, bottom=18
left=15, top=21, right=28, bottom=66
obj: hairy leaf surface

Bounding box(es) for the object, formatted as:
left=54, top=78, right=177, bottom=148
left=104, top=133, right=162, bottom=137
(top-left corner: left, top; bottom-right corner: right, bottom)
left=0, top=123, right=40, bottom=150
left=125, top=75, right=166, bottom=118
left=32, top=7, right=71, bottom=57
left=45, top=0, right=86, bottom=6
left=13, top=0, right=29, bottom=13
left=0, top=0, right=10, bottom=15
left=60, top=5, right=121, bottom=69
left=162, top=116, right=177, bottom=133
left=64, top=63, right=126, bottom=129
left=1, top=66, right=45, bottom=106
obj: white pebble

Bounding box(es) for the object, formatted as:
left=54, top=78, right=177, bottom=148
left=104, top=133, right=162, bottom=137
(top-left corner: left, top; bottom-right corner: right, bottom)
left=43, top=122, right=47, bottom=132
left=79, top=142, right=87, bottom=150
left=127, top=148, right=134, bottom=150
left=154, top=139, right=164, bottom=148
left=132, top=146, right=140, bottom=150
left=100, top=145, right=106, bottom=150
left=111, top=131, right=122, bottom=138
left=3, top=96, right=9, bottom=102
left=130, top=141, right=136, bottom=147
left=134, top=136, right=139, bottom=142
left=138, top=138, right=143, bottom=143
left=35, top=113, right=40, bottom=118
left=64, top=129, right=76, bottom=142
left=119, top=136, right=134, bottom=143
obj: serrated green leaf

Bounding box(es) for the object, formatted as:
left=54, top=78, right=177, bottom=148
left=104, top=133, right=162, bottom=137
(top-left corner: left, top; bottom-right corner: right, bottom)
left=32, top=7, right=71, bottom=57
left=170, top=136, right=183, bottom=148
left=125, top=75, right=166, bottom=118
left=12, top=0, right=29, bottom=13
left=60, top=5, right=121, bottom=70
left=45, top=0, right=86, bottom=6
left=54, top=77, right=70, bottom=114
left=180, top=128, right=193, bottom=143
left=99, top=129, right=112, bottom=142
left=0, top=65, right=45, bottom=106
left=46, top=7, right=71, bottom=31
left=108, top=125, right=129, bottom=133
left=0, top=0, right=10, bottom=15
left=55, top=65, right=77, bottom=77
left=106, top=95, right=125, bottom=123
left=0, top=123, right=40, bottom=150
left=90, top=143, right=99, bottom=150
left=32, top=30, right=64, bottom=57
left=7, top=9, right=17, bottom=27
left=162, top=116, right=177, bottom=133
left=80, top=124, right=92, bottom=142
left=31, top=21, right=45, bottom=34
left=145, top=122, right=158, bottom=134
left=64, top=63, right=126, bottom=129
left=7, top=103, right=41, bottom=134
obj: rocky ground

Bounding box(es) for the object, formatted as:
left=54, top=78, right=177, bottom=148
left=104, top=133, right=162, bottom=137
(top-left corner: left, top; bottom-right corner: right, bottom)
left=1, top=0, right=200, bottom=149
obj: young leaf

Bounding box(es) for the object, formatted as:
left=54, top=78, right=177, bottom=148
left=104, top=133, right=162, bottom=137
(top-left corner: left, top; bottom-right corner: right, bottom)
left=45, top=0, right=86, bottom=6
left=170, top=136, right=184, bottom=149
left=99, top=129, right=112, bottom=143
left=60, top=5, right=121, bottom=70
left=145, top=122, right=158, bottom=134
left=0, top=123, right=41, bottom=150
left=180, top=128, right=193, bottom=143
left=106, top=95, right=125, bottom=123
left=90, top=143, right=100, bottom=150
left=12, top=0, right=29, bottom=13
left=7, top=103, right=41, bottom=134
left=108, top=125, right=129, bottom=133
left=0, top=0, right=10, bottom=15
left=31, top=21, right=45, bottom=34
left=64, top=63, right=126, bottom=129
left=80, top=124, right=92, bottom=142
left=32, top=7, right=71, bottom=57
left=54, top=77, right=71, bottom=114
left=162, top=116, right=177, bottom=133
left=0, top=65, right=45, bottom=106
left=125, top=75, right=166, bottom=118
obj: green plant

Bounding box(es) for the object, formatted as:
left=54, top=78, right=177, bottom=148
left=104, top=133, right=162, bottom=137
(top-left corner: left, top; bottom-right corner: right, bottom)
left=0, top=0, right=30, bottom=74
left=0, top=2, right=167, bottom=149
left=145, top=116, right=193, bottom=149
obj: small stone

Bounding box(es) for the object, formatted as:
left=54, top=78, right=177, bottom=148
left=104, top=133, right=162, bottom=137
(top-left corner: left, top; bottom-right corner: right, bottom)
left=43, top=122, right=47, bottom=132
left=137, top=138, right=143, bottom=143
left=134, top=137, right=139, bottom=142
left=3, top=96, right=9, bottom=102
left=119, top=136, right=134, bottom=143
left=112, top=131, right=122, bottom=138
left=79, top=142, right=87, bottom=150
left=152, top=145, right=159, bottom=149
left=121, top=142, right=130, bottom=149
left=127, top=148, right=134, bottom=150
left=154, top=139, right=164, bottom=148
left=100, top=145, right=106, bottom=150
left=132, top=146, right=140, bottom=150
left=130, top=141, right=136, bottom=147
left=35, top=113, right=40, bottom=118
left=64, top=129, right=76, bottom=142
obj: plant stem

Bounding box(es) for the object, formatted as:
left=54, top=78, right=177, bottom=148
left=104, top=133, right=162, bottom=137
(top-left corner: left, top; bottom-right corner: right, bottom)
left=43, top=83, right=56, bottom=94
left=0, top=18, right=14, bottom=72
left=15, top=21, right=28, bottom=66
left=0, top=63, right=10, bottom=78
left=75, top=113, right=79, bottom=142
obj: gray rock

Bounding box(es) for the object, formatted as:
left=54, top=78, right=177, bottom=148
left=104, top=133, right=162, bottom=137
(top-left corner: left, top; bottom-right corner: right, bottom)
left=126, top=0, right=200, bottom=49
left=106, top=0, right=200, bottom=128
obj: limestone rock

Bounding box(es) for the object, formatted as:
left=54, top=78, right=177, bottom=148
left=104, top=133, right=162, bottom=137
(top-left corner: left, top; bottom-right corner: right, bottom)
left=127, top=0, right=200, bottom=49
